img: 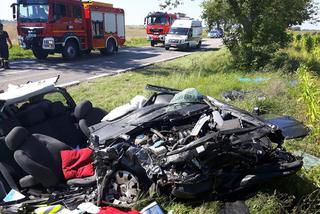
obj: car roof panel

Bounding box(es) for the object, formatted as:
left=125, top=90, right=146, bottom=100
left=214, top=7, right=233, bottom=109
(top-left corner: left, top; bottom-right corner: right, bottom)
left=0, top=77, right=59, bottom=109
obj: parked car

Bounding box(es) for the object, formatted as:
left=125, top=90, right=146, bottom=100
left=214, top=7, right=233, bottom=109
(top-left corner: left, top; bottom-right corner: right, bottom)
left=208, top=28, right=224, bottom=38
left=165, top=19, right=202, bottom=50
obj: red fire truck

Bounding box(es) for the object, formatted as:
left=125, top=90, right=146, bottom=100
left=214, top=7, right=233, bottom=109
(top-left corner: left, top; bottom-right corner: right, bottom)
left=11, top=0, right=125, bottom=60
left=144, top=12, right=178, bottom=47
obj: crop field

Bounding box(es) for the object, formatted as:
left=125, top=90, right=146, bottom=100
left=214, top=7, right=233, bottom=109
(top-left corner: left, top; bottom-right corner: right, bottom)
left=3, top=22, right=18, bottom=44
left=125, top=25, right=146, bottom=39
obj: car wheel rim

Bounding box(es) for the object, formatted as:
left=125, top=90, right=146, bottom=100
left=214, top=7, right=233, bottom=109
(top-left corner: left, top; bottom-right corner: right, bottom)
left=108, top=43, right=114, bottom=53
left=104, top=170, right=140, bottom=205
left=67, top=46, right=76, bottom=58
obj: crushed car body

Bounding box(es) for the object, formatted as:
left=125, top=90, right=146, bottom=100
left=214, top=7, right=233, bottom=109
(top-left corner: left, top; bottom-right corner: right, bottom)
left=90, top=85, right=308, bottom=206
left=0, top=81, right=309, bottom=212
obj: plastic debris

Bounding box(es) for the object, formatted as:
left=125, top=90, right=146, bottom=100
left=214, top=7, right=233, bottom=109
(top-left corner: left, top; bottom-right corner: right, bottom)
left=77, top=202, right=100, bottom=214
left=239, top=77, right=271, bottom=82
left=221, top=90, right=266, bottom=102
left=34, top=205, right=69, bottom=214
left=294, top=151, right=320, bottom=170
left=140, top=202, right=164, bottom=214
left=3, top=189, right=25, bottom=202
left=221, top=90, right=246, bottom=101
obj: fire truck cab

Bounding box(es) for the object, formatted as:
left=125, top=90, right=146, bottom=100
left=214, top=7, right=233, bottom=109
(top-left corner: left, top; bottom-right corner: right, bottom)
left=145, top=12, right=177, bottom=47
left=12, top=0, right=125, bottom=60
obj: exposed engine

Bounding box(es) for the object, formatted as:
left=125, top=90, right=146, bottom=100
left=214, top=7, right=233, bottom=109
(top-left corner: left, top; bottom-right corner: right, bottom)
left=90, top=87, right=306, bottom=206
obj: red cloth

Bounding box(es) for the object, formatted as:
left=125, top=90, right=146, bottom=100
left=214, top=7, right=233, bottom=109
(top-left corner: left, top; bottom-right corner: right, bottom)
left=60, top=148, right=94, bottom=180
left=98, top=207, right=140, bottom=214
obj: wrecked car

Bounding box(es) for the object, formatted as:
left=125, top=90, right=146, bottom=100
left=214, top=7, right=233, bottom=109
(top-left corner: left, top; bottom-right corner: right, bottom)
left=0, top=81, right=309, bottom=212
left=0, top=77, right=107, bottom=204
left=90, top=85, right=309, bottom=206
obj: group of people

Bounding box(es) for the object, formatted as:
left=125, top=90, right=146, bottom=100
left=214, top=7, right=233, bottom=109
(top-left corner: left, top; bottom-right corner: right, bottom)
left=0, top=23, right=13, bottom=69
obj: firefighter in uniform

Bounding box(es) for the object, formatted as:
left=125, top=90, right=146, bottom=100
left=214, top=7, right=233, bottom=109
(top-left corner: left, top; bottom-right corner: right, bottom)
left=0, top=23, right=13, bottom=69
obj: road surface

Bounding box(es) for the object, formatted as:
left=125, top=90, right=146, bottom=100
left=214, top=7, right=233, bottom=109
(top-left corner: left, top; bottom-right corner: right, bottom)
left=0, top=39, right=222, bottom=90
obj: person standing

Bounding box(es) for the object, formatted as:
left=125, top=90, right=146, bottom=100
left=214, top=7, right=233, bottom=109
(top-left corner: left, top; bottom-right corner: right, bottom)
left=0, top=23, right=13, bottom=69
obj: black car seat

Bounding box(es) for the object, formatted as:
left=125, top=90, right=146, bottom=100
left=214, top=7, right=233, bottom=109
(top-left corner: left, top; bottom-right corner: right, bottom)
left=5, top=127, right=72, bottom=188
left=0, top=117, right=26, bottom=192
left=17, top=102, right=87, bottom=148
left=74, top=101, right=107, bottom=138
left=5, top=127, right=96, bottom=189
left=45, top=101, right=87, bottom=148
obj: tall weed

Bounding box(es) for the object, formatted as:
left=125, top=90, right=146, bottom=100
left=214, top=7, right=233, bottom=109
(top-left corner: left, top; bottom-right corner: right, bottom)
left=297, top=65, right=320, bottom=143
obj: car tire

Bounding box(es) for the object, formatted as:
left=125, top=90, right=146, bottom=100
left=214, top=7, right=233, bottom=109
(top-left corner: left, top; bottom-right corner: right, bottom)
left=186, top=43, right=190, bottom=50
left=100, top=39, right=116, bottom=56
left=165, top=46, right=170, bottom=50
left=151, top=41, right=156, bottom=47
left=196, top=41, right=202, bottom=49
left=32, top=47, right=49, bottom=60
left=62, top=41, right=79, bottom=61
left=98, top=165, right=151, bottom=207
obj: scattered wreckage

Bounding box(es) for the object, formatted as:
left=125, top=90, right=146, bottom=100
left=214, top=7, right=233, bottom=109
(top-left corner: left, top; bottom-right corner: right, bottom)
left=0, top=78, right=309, bottom=213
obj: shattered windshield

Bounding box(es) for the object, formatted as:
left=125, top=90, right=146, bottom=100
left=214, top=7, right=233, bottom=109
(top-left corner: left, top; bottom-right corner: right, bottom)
left=169, top=27, right=189, bottom=35
left=147, top=16, right=168, bottom=25
left=18, top=4, right=49, bottom=22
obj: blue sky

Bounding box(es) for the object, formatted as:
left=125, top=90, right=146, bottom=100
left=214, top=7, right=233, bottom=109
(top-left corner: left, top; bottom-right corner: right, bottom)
left=0, top=0, right=319, bottom=29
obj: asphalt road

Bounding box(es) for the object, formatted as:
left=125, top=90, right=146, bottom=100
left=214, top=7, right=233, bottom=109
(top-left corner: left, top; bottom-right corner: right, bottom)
left=0, top=39, right=222, bottom=90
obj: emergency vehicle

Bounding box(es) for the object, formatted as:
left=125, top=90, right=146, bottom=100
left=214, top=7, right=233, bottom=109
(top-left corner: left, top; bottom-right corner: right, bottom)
left=11, top=0, right=125, bottom=60
left=165, top=19, right=202, bottom=50
left=144, top=12, right=179, bottom=47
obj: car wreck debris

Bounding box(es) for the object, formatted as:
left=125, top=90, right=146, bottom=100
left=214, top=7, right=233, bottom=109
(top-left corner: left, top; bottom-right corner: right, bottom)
left=91, top=85, right=307, bottom=206
left=0, top=80, right=309, bottom=212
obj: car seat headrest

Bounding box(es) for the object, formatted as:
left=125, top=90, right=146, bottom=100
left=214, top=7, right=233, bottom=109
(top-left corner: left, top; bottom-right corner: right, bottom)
left=19, top=108, right=46, bottom=127
left=0, top=117, right=20, bottom=136
left=74, top=101, right=93, bottom=119
left=49, top=102, right=66, bottom=117
left=5, top=127, right=29, bottom=151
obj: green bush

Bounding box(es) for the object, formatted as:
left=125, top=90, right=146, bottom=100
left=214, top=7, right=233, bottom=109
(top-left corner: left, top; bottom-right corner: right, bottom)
left=266, top=52, right=300, bottom=73
left=296, top=34, right=302, bottom=41
left=314, top=35, right=320, bottom=45
left=304, top=36, right=314, bottom=53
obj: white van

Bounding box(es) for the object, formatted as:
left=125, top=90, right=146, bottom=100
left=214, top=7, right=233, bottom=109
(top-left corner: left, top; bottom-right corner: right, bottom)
left=165, top=19, right=202, bottom=50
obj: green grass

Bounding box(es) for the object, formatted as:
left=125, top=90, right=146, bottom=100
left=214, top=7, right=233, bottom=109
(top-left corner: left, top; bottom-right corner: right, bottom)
left=124, top=37, right=149, bottom=47
left=67, top=47, right=320, bottom=213
left=9, top=45, right=34, bottom=60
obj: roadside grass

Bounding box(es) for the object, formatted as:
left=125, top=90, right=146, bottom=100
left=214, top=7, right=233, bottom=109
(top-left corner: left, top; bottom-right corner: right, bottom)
left=9, top=45, right=34, bottom=60
left=124, top=37, right=149, bottom=47
left=68, top=48, right=320, bottom=213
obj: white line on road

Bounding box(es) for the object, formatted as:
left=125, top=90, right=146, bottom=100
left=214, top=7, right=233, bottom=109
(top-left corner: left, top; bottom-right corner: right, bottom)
left=11, top=60, right=37, bottom=65
left=84, top=52, right=192, bottom=84
left=58, top=81, right=81, bottom=88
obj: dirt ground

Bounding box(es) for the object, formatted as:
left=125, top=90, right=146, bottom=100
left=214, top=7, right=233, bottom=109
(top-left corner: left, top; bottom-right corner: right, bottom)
left=125, top=25, right=145, bottom=39
left=4, top=22, right=18, bottom=43
left=3, top=22, right=146, bottom=44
